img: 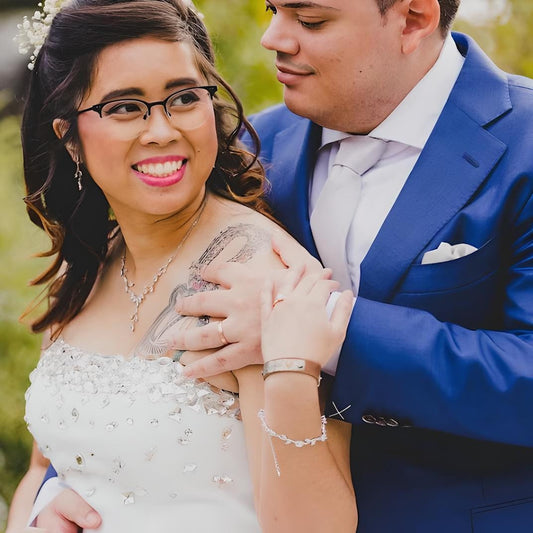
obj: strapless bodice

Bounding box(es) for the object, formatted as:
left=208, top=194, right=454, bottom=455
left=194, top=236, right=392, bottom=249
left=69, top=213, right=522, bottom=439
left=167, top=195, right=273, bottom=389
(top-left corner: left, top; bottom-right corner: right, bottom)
left=25, top=340, right=260, bottom=532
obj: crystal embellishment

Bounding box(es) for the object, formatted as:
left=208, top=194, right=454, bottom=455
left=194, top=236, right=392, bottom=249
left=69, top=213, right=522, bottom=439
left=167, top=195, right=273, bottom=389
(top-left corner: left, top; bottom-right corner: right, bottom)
left=122, top=492, right=135, bottom=505
left=213, top=475, right=233, bottom=486
left=28, top=339, right=240, bottom=421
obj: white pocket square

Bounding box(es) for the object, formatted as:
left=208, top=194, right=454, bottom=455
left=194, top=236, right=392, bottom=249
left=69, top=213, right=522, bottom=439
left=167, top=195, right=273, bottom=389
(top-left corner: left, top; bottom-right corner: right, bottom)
left=421, top=242, right=478, bottom=265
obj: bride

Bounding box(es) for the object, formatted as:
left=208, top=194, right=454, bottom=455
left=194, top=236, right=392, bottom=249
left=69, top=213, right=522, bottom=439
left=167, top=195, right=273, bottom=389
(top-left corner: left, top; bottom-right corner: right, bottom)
left=7, top=1, right=356, bottom=532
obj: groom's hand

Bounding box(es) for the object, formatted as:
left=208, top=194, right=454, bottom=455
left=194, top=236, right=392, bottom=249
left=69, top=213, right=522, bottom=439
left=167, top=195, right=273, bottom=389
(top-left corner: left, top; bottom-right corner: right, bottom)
left=171, top=261, right=265, bottom=378
left=36, top=489, right=101, bottom=532
left=170, top=231, right=323, bottom=378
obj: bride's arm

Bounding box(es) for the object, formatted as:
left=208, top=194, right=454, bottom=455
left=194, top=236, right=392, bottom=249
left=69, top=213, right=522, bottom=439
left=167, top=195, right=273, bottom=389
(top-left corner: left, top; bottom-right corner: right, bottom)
left=235, top=269, right=357, bottom=533
left=6, top=442, right=49, bottom=532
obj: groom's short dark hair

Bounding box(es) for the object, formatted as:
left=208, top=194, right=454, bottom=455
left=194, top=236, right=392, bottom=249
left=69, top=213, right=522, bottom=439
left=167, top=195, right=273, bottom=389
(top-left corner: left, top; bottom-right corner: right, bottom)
left=376, top=0, right=461, bottom=35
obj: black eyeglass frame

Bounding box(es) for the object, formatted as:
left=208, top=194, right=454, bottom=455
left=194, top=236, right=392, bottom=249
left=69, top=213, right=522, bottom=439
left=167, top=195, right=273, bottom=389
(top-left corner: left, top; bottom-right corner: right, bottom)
left=77, top=85, right=218, bottom=118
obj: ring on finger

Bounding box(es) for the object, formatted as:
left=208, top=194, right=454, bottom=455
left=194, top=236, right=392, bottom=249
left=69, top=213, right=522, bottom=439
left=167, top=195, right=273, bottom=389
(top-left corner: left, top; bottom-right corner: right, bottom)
left=272, top=293, right=286, bottom=308
left=217, top=321, right=229, bottom=346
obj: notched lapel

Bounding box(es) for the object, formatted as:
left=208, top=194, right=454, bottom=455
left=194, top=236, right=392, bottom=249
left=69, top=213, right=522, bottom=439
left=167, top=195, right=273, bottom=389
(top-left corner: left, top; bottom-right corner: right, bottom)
left=359, top=33, right=512, bottom=302
left=360, top=105, right=507, bottom=302
left=269, top=120, right=321, bottom=256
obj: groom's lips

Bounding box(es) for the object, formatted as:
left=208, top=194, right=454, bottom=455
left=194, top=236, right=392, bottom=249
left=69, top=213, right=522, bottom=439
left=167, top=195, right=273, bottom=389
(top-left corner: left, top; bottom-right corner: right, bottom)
left=276, top=63, right=314, bottom=85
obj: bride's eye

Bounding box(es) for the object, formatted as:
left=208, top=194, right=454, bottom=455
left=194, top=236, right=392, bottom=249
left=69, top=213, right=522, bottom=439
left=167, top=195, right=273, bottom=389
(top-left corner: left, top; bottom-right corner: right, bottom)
left=265, top=3, right=277, bottom=15
left=298, top=19, right=325, bottom=30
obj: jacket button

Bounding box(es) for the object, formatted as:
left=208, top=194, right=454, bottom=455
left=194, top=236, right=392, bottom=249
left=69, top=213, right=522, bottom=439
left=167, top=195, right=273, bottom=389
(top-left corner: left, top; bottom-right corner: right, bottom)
left=362, top=414, right=376, bottom=424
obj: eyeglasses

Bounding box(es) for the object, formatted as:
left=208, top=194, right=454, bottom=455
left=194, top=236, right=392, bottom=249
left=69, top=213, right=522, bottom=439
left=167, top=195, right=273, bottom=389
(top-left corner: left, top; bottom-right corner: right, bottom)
left=77, top=85, right=217, bottom=138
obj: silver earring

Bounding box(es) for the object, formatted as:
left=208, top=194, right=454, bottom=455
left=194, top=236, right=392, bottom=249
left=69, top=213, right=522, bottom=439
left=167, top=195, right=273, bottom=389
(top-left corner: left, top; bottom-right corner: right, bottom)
left=74, top=157, right=83, bottom=191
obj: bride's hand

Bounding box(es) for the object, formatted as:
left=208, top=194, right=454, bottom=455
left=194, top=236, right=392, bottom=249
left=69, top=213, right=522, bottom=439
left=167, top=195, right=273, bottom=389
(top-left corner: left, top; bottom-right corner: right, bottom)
left=177, top=347, right=239, bottom=393
left=261, top=268, right=353, bottom=368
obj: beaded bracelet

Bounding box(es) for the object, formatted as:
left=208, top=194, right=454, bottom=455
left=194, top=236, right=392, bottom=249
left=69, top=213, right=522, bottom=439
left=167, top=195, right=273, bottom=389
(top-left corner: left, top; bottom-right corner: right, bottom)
left=258, top=409, right=328, bottom=476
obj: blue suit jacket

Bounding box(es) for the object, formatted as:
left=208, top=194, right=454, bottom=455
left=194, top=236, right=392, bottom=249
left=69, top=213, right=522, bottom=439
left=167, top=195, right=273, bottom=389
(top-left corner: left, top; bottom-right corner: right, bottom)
left=248, top=33, right=533, bottom=532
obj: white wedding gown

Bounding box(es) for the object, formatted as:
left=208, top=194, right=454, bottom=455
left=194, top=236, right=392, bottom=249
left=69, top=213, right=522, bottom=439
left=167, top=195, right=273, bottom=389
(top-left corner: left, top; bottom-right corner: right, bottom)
left=25, top=339, right=261, bottom=532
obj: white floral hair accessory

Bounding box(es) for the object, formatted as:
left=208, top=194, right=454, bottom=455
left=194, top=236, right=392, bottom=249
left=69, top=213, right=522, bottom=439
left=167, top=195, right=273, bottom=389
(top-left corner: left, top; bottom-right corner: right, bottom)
left=15, top=0, right=72, bottom=71
left=16, top=0, right=204, bottom=71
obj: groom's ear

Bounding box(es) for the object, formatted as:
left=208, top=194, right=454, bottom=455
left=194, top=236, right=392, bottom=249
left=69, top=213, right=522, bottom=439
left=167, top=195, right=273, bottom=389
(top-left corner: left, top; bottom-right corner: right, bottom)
left=397, top=0, right=441, bottom=55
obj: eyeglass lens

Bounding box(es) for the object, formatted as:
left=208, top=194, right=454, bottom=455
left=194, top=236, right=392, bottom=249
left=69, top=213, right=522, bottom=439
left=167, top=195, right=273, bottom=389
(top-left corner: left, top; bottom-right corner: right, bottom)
left=99, top=87, right=214, bottom=138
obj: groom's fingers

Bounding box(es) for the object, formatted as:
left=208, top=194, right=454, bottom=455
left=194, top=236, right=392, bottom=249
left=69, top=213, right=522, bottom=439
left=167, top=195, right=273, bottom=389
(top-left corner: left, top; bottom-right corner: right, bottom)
left=272, top=230, right=322, bottom=274
left=37, top=489, right=101, bottom=532
left=182, top=342, right=262, bottom=378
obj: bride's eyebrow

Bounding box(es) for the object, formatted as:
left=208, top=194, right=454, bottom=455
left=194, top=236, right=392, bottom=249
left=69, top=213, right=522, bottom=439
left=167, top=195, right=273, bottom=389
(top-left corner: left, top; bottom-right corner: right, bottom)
left=98, top=78, right=201, bottom=102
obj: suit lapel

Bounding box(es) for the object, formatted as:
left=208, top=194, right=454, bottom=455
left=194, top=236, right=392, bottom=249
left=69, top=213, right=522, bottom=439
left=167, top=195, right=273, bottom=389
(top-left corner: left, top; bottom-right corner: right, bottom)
left=359, top=34, right=510, bottom=301
left=268, top=120, right=321, bottom=258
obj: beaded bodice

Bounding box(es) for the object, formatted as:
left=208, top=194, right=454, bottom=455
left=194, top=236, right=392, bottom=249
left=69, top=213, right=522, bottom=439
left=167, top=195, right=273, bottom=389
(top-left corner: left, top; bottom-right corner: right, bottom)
left=25, top=340, right=260, bottom=532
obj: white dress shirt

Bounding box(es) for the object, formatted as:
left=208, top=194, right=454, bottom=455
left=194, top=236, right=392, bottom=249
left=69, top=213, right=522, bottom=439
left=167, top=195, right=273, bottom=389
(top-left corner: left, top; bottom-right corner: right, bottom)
left=318, top=35, right=465, bottom=374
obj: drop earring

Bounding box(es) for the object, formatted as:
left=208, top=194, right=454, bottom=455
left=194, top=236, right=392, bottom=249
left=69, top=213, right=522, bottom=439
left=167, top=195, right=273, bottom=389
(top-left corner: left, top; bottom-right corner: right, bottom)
left=74, top=157, right=83, bottom=191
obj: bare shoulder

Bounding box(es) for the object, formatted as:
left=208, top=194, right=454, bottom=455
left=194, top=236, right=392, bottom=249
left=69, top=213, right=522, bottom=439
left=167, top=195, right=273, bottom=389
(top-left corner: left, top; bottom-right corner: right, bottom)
left=206, top=196, right=294, bottom=271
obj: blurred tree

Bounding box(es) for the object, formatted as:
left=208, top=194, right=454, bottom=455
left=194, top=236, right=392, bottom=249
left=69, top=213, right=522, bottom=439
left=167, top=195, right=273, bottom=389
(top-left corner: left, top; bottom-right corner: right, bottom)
left=195, top=0, right=282, bottom=113
left=455, top=0, right=533, bottom=78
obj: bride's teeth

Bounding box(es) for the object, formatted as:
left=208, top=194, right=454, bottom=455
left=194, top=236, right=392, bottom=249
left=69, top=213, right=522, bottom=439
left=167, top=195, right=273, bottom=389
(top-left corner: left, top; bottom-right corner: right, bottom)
left=135, top=160, right=184, bottom=177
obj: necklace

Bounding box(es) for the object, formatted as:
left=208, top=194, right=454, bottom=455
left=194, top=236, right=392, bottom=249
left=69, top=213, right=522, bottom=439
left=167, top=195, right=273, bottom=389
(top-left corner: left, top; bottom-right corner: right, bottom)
left=120, top=195, right=207, bottom=332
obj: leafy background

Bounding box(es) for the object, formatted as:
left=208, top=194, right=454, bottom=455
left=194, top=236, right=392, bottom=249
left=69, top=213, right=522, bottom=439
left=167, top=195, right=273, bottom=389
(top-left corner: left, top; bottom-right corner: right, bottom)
left=0, top=0, right=532, bottom=528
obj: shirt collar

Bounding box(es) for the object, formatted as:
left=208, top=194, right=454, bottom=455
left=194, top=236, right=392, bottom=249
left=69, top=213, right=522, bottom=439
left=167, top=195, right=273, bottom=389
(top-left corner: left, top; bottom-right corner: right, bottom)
left=321, top=34, right=465, bottom=151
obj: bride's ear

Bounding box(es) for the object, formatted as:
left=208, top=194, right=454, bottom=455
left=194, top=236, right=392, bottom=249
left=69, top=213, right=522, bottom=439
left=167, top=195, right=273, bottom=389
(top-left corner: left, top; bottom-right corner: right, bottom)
left=52, top=118, right=79, bottom=162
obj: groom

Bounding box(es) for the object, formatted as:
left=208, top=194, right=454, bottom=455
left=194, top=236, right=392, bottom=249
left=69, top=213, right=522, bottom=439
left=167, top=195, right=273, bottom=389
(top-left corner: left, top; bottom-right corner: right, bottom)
left=32, top=0, right=533, bottom=531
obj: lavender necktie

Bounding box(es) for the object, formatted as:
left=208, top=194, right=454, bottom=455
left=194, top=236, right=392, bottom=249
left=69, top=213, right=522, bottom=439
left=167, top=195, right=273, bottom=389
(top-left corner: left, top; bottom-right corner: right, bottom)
left=310, top=136, right=387, bottom=290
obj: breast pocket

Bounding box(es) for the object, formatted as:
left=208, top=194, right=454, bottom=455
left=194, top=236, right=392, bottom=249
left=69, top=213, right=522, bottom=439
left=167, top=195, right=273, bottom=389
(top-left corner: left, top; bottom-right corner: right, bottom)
left=471, top=497, right=533, bottom=532
left=394, top=238, right=505, bottom=329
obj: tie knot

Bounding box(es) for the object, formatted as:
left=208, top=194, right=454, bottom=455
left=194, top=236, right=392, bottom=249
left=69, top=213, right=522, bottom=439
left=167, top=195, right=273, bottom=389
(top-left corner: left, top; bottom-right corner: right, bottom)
left=334, top=136, right=387, bottom=176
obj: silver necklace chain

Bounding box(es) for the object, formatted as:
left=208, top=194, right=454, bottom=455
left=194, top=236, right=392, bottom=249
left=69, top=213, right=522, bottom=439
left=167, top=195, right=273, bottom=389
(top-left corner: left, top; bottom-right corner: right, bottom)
left=119, top=195, right=207, bottom=332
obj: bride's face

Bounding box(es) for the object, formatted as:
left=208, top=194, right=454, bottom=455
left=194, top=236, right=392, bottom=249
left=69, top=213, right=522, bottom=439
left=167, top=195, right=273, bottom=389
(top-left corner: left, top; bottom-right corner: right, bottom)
left=74, top=37, right=218, bottom=222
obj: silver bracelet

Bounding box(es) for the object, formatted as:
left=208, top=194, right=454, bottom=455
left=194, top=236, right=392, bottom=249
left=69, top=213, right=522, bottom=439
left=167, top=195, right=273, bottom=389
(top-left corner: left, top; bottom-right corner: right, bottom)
left=257, top=409, right=328, bottom=476
left=262, top=358, right=322, bottom=386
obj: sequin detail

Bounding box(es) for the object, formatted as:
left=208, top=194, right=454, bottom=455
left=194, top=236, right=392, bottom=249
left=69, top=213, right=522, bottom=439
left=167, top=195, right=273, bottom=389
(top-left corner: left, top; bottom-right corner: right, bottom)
left=29, top=340, right=240, bottom=420
left=213, top=475, right=233, bottom=486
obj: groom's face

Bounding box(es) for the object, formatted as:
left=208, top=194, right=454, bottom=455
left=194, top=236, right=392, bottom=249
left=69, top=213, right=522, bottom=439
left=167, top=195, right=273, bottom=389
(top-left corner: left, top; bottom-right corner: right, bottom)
left=261, top=0, right=405, bottom=133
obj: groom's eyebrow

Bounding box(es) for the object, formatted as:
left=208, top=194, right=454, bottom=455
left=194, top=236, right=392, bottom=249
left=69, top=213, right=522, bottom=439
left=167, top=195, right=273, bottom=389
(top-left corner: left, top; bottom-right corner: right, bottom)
left=278, top=2, right=340, bottom=10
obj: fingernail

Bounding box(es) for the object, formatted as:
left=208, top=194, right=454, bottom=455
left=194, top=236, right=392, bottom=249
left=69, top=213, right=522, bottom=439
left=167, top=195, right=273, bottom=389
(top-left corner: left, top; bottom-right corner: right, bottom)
left=85, top=510, right=100, bottom=526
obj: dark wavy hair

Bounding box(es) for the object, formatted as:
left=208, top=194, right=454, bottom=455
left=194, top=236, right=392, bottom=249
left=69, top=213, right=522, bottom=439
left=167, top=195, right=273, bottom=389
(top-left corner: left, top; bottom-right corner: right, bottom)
left=21, top=0, right=271, bottom=336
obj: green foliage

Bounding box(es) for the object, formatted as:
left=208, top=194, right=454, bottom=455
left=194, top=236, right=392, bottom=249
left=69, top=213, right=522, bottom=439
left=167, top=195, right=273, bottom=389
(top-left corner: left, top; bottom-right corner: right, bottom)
left=0, top=115, right=47, bottom=529
left=196, top=0, right=282, bottom=113
left=455, top=0, right=533, bottom=79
